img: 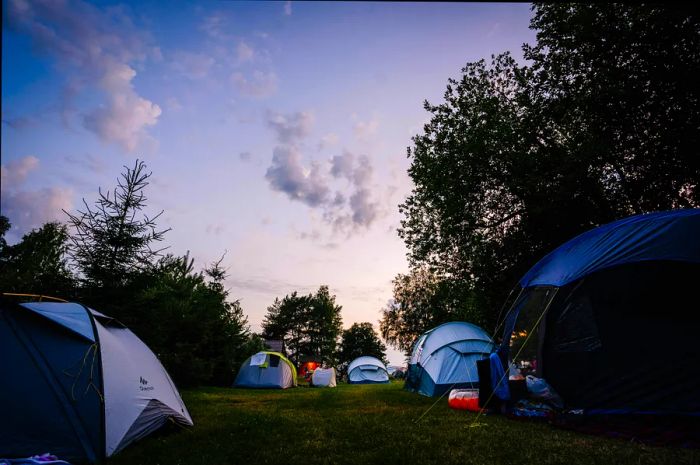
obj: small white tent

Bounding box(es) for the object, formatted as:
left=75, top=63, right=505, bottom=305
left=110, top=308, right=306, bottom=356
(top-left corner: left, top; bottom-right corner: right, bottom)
left=311, top=367, right=336, bottom=387
left=347, top=356, right=389, bottom=384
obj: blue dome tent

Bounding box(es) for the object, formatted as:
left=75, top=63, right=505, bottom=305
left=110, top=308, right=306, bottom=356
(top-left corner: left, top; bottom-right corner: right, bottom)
left=405, top=322, right=494, bottom=397
left=0, top=299, right=193, bottom=463
left=499, top=209, right=700, bottom=415
left=347, top=356, right=390, bottom=384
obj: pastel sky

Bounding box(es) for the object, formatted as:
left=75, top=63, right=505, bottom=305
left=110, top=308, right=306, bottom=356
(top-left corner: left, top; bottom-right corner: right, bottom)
left=1, top=0, right=536, bottom=364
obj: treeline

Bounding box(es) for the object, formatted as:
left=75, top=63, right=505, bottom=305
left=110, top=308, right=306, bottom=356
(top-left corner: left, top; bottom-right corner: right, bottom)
left=0, top=161, right=386, bottom=384
left=380, top=4, right=700, bottom=354
left=262, top=287, right=386, bottom=370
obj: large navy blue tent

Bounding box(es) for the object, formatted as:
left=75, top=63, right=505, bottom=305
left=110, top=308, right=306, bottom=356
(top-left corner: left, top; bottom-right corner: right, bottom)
left=500, top=209, right=700, bottom=415
left=0, top=300, right=193, bottom=463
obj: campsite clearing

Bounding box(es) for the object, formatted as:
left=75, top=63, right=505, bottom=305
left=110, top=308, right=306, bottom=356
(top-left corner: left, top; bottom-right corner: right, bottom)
left=108, top=382, right=696, bottom=465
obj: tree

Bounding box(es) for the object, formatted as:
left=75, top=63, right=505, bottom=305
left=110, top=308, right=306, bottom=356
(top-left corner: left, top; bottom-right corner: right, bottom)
left=65, top=160, right=169, bottom=293
left=262, top=285, right=343, bottom=365
left=379, top=267, right=481, bottom=355
left=129, top=253, right=253, bottom=386
left=339, top=322, right=387, bottom=368
left=0, top=217, right=76, bottom=297
left=396, top=4, right=700, bottom=336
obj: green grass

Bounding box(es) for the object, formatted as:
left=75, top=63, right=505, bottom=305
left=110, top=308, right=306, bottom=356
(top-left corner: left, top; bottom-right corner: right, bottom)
left=108, top=382, right=697, bottom=465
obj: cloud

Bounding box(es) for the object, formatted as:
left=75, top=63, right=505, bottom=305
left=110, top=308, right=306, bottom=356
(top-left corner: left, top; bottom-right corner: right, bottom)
left=0, top=156, right=40, bottom=190
left=201, top=12, right=230, bottom=41
left=318, top=133, right=339, bottom=151
left=354, top=117, right=379, bottom=140
left=330, top=151, right=355, bottom=180
left=349, top=187, right=380, bottom=227
left=1, top=187, right=74, bottom=235
left=284, top=1, right=292, bottom=16
left=1, top=156, right=73, bottom=237
left=237, top=41, right=254, bottom=63
left=265, top=146, right=330, bottom=207
left=239, top=151, right=253, bottom=162
left=172, top=51, right=215, bottom=79
left=266, top=111, right=314, bottom=144
left=6, top=0, right=160, bottom=152
left=83, top=62, right=162, bottom=152
left=231, top=70, right=278, bottom=98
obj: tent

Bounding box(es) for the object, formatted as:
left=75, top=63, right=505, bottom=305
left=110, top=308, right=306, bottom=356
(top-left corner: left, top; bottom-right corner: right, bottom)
left=311, top=367, right=337, bottom=387
left=0, top=300, right=193, bottom=464
left=234, top=351, right=297, bottom=389
left=405, top=321, right=494, bottom=397
left=347, top=356, right=390, bottom=384
left=498, top=209, right=700, bottom=415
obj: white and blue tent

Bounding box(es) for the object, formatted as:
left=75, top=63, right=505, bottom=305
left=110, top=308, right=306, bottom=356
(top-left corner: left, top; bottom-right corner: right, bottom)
left=0, top=300, right=193, bottom=464
left=347, top=356, right=390, bottom=384
left=405, top=322, right=494, bottom=397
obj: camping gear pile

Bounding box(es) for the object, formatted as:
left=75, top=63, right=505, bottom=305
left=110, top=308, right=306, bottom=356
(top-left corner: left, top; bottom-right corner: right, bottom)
left=0, top=301, right=193, bottom=464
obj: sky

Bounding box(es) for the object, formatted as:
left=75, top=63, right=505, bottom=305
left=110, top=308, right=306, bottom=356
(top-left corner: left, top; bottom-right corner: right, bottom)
left=1, top=0, right=536, bottom=364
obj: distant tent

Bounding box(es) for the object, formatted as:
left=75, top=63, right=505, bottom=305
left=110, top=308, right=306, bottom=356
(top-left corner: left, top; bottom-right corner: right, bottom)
left=405, top=321, right=494, bottom=397
left=499, top=209, right=700, bottom=415
left=311, top=367, right=337, bottom=387
left=0, top=300, right=193, bottom=464
left=234, top=351, right=297, bottom=389
left=347, top=356, right=390, bottom=384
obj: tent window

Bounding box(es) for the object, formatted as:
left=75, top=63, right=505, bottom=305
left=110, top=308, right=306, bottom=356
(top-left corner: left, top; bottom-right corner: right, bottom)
left=269, top=354, right=281, bottom=367
left=552, top=285, right=602, bottom=352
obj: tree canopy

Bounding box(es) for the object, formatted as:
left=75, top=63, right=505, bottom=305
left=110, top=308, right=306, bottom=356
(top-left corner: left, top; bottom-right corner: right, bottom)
left=262, top=285, right=343, bottom=365
left=384, top=4, right=700, bottom=351
left=339, top=322, right=387, bottom=367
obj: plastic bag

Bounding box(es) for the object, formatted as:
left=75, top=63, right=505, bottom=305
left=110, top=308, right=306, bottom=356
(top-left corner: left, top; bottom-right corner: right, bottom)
left=525, top=375, right=563, bottom=408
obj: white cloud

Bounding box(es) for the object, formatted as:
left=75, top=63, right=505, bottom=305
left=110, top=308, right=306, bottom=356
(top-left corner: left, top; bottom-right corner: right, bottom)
left=266, top=110, right=314, bottom=143
left=172, top=51, right=215, bottom=79
left=354, top=117, right=380, bottom=141
left=1, top=187, right=74, bottom=235
left=231, top=70, right=278, bottom=98
left=0, top=156, right=40, bottom=190
left=318, top=133, right=339, bottom=151
left=265, top=146, right=330, bottom=207
left=1, top=156, right=73, bottom=237
left=6, top=0, right=161, bottom=152
left=83, top=62, right=161, bottom=152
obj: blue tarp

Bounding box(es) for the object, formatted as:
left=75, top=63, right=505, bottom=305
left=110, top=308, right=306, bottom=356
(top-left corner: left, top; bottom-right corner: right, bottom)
left=519, top=209, right=700, bottom=288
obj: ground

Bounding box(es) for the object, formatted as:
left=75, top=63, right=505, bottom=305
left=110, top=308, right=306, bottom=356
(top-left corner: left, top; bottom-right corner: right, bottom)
left=108, top=382, right=697, bottom=465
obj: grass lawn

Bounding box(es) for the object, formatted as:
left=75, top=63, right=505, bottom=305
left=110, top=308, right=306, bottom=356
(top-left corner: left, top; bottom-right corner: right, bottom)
left=108, top=381, right=697, bottom=465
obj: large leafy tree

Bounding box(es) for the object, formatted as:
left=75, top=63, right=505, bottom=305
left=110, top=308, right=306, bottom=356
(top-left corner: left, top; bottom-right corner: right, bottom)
left=0, top=217, right=76, bottom=298
left=391, top=4, right=700, bottom=345
left=339, top=322, right=387, bottom=367
left=262, top=285, right=343, bottom=365
left=380, top=267, right=482, bottom=355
